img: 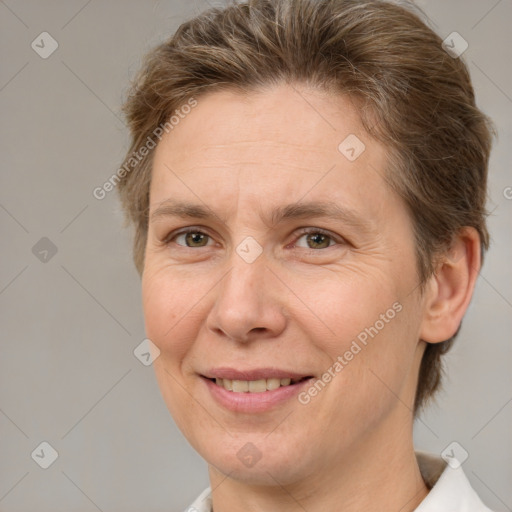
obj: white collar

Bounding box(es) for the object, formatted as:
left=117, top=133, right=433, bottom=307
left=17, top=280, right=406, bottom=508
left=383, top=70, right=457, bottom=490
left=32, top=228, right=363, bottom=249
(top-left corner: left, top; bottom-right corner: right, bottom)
left=185, top=451, right=493, bottom=511
left=414, top=450, right=493, bottom=511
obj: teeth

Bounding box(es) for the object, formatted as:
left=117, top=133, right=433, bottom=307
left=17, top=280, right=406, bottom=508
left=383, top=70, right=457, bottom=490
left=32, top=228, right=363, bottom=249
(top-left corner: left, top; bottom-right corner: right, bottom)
left=213, top=377, right=302, bottom=393
left=266, top=378, right=281, bottom=390
left=232, top=380, right=249, bottom=392
left=248, top=379, right=267, bottom=392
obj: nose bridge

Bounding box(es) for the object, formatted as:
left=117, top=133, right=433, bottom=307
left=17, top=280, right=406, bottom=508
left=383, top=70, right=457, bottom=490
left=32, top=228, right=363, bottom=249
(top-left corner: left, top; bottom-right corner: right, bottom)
left=218, top=246, right=268, bottom=316
left=220, top=230, right=268, bottom=300
left=207, top=242, right=285, bottom=342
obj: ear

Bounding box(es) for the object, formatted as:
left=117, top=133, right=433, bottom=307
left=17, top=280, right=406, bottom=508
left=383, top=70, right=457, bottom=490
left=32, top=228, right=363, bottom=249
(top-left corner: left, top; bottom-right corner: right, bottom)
left=419, top=227, right=481, bottom=344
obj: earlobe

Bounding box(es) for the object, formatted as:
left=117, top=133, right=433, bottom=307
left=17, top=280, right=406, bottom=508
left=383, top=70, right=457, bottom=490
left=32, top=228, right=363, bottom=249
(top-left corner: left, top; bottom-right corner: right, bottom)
left=419, top=227, right=481, bottom=344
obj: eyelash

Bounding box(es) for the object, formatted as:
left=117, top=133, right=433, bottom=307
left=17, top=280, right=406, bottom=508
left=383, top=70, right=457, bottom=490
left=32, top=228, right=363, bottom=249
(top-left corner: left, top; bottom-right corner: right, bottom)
left=164, top=226, right=344, bottom=252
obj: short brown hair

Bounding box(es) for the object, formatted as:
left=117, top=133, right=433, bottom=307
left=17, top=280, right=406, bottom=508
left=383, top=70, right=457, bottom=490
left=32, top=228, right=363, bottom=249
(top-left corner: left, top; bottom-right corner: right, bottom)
left=117, top=0, right=495, bottom=415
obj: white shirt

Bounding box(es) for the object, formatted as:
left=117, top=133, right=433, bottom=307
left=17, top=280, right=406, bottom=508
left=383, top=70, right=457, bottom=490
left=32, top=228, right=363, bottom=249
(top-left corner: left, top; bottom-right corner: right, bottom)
left=184, top=451, right=494, bottom=511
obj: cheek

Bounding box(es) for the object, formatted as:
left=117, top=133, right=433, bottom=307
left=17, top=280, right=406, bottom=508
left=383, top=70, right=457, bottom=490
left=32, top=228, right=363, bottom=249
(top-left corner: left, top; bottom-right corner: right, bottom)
left=322, top=295, right=420, bottom=425
left=300, top=269, right=401, bottom=356
left=141, top=267, right=196, bottom=362
left=302, top=271, right=418, bottom=408
left=143, top=269, right=201, bottom=429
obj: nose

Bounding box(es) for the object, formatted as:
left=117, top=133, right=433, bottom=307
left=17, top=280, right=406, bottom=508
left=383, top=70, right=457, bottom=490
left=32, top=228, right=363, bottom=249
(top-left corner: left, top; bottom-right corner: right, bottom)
left=206, top=252, right=287, bottom=344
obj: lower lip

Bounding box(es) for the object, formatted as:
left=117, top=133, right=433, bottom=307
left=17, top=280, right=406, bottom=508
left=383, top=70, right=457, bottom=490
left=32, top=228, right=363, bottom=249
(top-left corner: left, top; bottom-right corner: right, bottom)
left=202, top=377, right=313, bottom=413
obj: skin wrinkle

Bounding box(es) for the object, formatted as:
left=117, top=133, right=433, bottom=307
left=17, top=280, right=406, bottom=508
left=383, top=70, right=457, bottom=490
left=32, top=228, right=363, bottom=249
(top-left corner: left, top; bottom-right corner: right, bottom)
left=140, top=83, right=478, bottom=511
left=148, top=198, right=378, bottom=248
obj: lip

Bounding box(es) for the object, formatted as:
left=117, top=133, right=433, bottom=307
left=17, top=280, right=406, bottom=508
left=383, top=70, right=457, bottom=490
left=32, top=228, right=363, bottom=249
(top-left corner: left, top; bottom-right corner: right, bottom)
left=200, top=368, right=314, bottom=413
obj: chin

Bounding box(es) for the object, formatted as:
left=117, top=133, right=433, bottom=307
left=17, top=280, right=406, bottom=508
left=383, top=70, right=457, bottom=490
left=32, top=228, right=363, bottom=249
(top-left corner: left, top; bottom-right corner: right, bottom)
left=197, top=434, right=316, bottom=486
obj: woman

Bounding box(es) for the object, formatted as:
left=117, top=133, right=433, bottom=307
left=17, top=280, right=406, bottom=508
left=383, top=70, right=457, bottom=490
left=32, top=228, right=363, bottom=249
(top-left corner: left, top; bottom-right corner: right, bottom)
left=117, top=0, right=496, bottom=509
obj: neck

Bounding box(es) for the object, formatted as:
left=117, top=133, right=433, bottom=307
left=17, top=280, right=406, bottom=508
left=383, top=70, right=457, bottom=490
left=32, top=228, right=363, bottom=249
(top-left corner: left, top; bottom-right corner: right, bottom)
left=207, top=410, right=429, bottom=512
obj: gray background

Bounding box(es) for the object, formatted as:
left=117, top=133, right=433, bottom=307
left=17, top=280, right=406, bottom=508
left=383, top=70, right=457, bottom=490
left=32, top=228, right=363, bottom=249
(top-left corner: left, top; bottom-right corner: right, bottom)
left=1, top=0, right=511, bottom=510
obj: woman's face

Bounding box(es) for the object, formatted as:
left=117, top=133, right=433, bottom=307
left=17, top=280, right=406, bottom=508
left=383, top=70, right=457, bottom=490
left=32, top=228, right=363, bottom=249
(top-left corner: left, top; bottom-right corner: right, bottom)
left=142, top=84, right=428, bottom=486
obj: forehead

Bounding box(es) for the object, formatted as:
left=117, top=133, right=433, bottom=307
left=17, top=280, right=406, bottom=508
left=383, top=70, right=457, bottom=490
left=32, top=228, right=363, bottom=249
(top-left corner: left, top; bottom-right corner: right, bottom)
left=157, top=85, right=367, bottom=160
left=150, top=84, right=394, bottom=223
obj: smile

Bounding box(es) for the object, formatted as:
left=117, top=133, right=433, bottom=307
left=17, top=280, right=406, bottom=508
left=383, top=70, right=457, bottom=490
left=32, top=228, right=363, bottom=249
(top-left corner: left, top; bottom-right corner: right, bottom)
left=200, top=370, right=314, bottom=413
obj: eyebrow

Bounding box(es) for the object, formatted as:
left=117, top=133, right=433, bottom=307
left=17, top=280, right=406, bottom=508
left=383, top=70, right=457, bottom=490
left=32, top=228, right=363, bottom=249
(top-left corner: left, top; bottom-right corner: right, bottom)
left=150, top=199, right=371, bottom=233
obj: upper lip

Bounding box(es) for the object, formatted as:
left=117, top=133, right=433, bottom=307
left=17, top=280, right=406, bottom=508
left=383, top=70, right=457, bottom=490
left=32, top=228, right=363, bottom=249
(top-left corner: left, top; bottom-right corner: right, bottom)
left=201, top=367, right=312, bottom=381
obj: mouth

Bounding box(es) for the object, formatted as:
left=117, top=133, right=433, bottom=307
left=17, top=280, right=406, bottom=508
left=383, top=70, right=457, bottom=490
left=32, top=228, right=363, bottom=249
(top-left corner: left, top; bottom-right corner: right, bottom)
left=199, top=368, right=315, bottom=412
left=203, top=376, right=312, bottom=393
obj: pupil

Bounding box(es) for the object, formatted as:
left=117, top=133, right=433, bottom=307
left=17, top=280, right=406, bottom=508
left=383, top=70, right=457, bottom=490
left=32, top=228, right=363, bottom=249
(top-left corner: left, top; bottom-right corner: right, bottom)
left=187, top=232, right=206, bottom=246
left=309, top=233, right=328, bottom=249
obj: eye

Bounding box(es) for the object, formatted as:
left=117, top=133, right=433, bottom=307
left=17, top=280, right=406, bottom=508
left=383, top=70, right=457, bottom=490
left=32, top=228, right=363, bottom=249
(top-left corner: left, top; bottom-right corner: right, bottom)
left=293, top=228, right=342, bottom=250
left=164, top=227, right=344, bottom=251
left=168, top=228, right=214, bottom=248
